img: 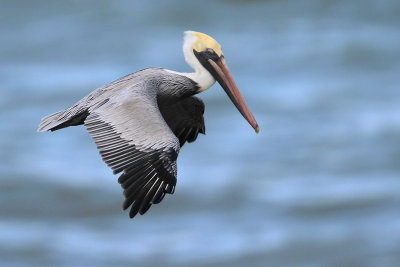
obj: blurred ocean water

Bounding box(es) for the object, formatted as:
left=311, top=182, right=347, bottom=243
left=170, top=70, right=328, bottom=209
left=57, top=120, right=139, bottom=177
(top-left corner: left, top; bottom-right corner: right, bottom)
left=1, top=0, right=400, bottom=266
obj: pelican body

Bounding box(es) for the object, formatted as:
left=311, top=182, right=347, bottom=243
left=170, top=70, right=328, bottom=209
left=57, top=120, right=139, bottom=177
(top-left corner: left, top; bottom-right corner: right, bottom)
left=38, top=31, right=259, bottom=218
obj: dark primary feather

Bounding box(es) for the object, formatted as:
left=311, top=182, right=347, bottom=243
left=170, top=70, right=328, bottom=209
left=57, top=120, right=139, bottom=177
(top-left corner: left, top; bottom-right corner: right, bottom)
left=84, top=95, right=205, bottom=218
left=159, top=96, right=205, bottom=147
left=85, top=113, right=178, bottom=218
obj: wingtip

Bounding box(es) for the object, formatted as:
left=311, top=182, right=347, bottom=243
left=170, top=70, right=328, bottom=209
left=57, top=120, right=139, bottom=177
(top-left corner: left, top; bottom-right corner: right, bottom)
left=37, top=127, right=46, bottom=133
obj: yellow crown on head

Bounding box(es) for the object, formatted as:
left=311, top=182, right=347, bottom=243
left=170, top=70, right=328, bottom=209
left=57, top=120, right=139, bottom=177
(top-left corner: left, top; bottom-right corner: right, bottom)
left=184, top=31, right=223, bottom=57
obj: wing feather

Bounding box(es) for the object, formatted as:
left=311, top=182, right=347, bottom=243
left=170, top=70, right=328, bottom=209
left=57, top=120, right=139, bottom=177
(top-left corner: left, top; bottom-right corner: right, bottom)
left=159, top=96, right=206, bottom=147
left=84, top=84, right=180, bottom=218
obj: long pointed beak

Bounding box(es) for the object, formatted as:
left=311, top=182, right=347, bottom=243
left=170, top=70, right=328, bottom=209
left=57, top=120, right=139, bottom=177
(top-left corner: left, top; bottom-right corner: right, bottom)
left=208, top=57, right=259, bottom=133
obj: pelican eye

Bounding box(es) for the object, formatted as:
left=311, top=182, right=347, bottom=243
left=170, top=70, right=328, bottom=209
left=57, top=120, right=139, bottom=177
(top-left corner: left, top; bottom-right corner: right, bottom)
left=202, top=48, right=220, bottom=62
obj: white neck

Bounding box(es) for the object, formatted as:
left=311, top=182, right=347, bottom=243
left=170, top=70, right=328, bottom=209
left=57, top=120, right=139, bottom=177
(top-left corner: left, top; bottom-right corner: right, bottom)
left=166, top=32, right=216, bottom=92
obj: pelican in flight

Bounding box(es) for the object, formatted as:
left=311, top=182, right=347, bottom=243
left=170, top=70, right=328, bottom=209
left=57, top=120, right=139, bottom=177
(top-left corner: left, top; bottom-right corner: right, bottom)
left=38, top=31, right=259, bottom=218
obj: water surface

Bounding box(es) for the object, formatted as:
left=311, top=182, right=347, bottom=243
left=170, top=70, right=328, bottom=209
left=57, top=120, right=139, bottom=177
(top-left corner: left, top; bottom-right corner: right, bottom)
left=1, top=0, right=400, bottom=266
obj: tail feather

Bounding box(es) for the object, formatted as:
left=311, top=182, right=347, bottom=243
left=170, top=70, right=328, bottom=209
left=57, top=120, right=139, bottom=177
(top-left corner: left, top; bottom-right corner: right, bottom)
left=38, top=86, right=109, bottom=132
left=38, top=110, right=65, bottom=132
left=37, top=108, right=89, bottom=132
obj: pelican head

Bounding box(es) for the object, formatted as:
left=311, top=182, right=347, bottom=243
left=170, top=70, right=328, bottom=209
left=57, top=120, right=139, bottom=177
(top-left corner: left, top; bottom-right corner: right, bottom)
left=182, top=31, right=259, bottom=133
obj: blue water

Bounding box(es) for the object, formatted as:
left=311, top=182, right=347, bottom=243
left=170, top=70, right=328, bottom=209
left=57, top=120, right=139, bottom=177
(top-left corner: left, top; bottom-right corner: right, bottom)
left=1, top=0, right=400, bottom=266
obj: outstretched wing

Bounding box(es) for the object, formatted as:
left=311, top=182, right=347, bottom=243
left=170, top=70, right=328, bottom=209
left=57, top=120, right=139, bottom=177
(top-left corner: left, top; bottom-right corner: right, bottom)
left=159, top=96, right=206, bottom=147
left=84, top=83, right=180, bottom=218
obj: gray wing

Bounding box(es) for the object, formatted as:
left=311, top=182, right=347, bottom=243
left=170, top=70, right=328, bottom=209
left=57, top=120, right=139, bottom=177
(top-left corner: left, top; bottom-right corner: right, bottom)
left=84, top=82, right=180, bottom=218
left=38, top=68, right=164, bottom=133
left=159, top=96, right=206, bottom=147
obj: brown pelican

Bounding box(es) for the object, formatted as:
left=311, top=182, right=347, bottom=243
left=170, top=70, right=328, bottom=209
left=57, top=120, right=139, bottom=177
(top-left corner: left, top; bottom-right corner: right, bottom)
left=38, top=31, right=259, bottom=218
